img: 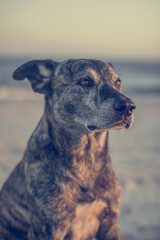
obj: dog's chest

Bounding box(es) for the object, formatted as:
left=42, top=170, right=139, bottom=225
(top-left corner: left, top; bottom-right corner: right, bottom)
left=53, top=131, right=121, bottom=239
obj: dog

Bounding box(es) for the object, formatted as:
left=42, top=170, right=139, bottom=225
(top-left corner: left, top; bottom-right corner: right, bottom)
left=0, top=59, right=136, bottom=240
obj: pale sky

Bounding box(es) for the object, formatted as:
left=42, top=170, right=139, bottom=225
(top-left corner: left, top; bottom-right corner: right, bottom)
left=0, top=0, right=160, bottom=60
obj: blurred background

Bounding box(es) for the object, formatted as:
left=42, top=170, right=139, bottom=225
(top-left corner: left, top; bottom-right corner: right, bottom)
left=0, top=0, right=160, bottom=239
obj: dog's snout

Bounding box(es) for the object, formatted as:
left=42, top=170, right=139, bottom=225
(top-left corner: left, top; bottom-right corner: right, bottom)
left=99, top=85, right=136, bottom=115
left=114, top=99, right=136, bottom=115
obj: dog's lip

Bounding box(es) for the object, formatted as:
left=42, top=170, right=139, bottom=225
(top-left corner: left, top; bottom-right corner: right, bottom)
left=87, top=119, right=131, bottom=131
left=87, top=125, right=98, bottom=131
left=87, top=121, right=125, bottom=131
left=124, top=121, right=131, bottom=129
left=107, top=117, right=133, bottom=130
left=106, top=120, right=126, bottom=129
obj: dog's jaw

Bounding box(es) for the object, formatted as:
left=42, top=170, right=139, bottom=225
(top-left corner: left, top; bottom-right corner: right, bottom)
left=86, top=114, right=134, bottom=132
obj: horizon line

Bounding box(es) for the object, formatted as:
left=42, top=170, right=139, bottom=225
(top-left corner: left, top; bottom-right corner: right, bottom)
left=0, top=54, right=160, bottom=64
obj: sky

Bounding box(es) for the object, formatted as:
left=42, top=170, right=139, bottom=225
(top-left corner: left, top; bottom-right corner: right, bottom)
left=0, top=0, right=160, bottom=61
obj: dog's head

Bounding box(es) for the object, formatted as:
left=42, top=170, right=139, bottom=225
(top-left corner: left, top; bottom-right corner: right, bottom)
left=13, top=59, right=135, bottom=133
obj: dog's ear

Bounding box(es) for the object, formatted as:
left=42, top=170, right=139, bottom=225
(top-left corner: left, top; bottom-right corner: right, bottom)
left=108, top=62, right=114, bottom=68
left=13, top=60, right=59, bottom=94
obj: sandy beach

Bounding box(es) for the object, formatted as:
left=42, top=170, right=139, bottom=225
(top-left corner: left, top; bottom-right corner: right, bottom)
left=0, top=88, right=160, bottom=239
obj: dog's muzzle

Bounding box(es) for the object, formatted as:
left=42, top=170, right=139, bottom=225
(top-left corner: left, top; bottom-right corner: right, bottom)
left=87, top=97, right=136, bottom=131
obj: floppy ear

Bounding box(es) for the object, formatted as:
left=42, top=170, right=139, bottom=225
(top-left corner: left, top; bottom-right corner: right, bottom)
left=108, top=62, right=114, bottom=68
left=13, top=59, right=59, bottom=94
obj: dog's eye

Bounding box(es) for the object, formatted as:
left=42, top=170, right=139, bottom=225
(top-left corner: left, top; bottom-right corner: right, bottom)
left=77, top=78, right=94, bottom=87
left=115, top=78, right=121, bottom=89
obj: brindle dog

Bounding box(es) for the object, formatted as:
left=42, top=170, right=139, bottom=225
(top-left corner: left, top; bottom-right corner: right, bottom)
left=0, top=59, right=136, bottom=240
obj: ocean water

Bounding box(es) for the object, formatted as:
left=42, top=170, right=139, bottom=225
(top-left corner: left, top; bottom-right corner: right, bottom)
left=0, top=58, right=160, bottom=239
left=0, top=57, right=160, bottom=92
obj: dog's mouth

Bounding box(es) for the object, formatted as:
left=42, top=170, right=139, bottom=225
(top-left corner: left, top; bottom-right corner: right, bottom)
left=106, top=119, right=132, bottom=130
left=87, top=116, right=133, bottom=131
left=87, top=125, right=98, bottom=131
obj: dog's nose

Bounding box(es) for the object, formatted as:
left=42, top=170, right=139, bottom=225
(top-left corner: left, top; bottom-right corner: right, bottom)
left=114, top=99, right=136, bottom=115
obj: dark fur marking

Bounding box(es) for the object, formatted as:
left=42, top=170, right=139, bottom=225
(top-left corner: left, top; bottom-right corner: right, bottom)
left=79, top=186, right=88, bottom=194
left=64, top=103, right=76, bottom=114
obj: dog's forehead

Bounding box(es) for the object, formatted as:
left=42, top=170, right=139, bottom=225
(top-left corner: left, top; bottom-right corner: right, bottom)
left=102, top=63, right=120, bottom=83
left=54, top=59, right=119, bottom=84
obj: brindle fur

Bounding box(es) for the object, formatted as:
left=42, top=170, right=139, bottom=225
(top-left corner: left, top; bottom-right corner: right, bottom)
left=0, top=59, right=135, bottom=240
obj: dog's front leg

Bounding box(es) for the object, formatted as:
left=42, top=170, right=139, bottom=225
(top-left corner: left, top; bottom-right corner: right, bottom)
left=26, top=183, right=57, bottom=240
left=24, top=150, right=62, bottom=240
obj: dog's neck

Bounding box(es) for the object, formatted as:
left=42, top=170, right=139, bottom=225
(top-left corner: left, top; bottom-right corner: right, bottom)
left=46, top=116, right=110, bottom=185
left=70, top=130, right=110, bottom=184
left=29, top=113, right=110, bottom=186
left=47, top=111, right=110, bottom=167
